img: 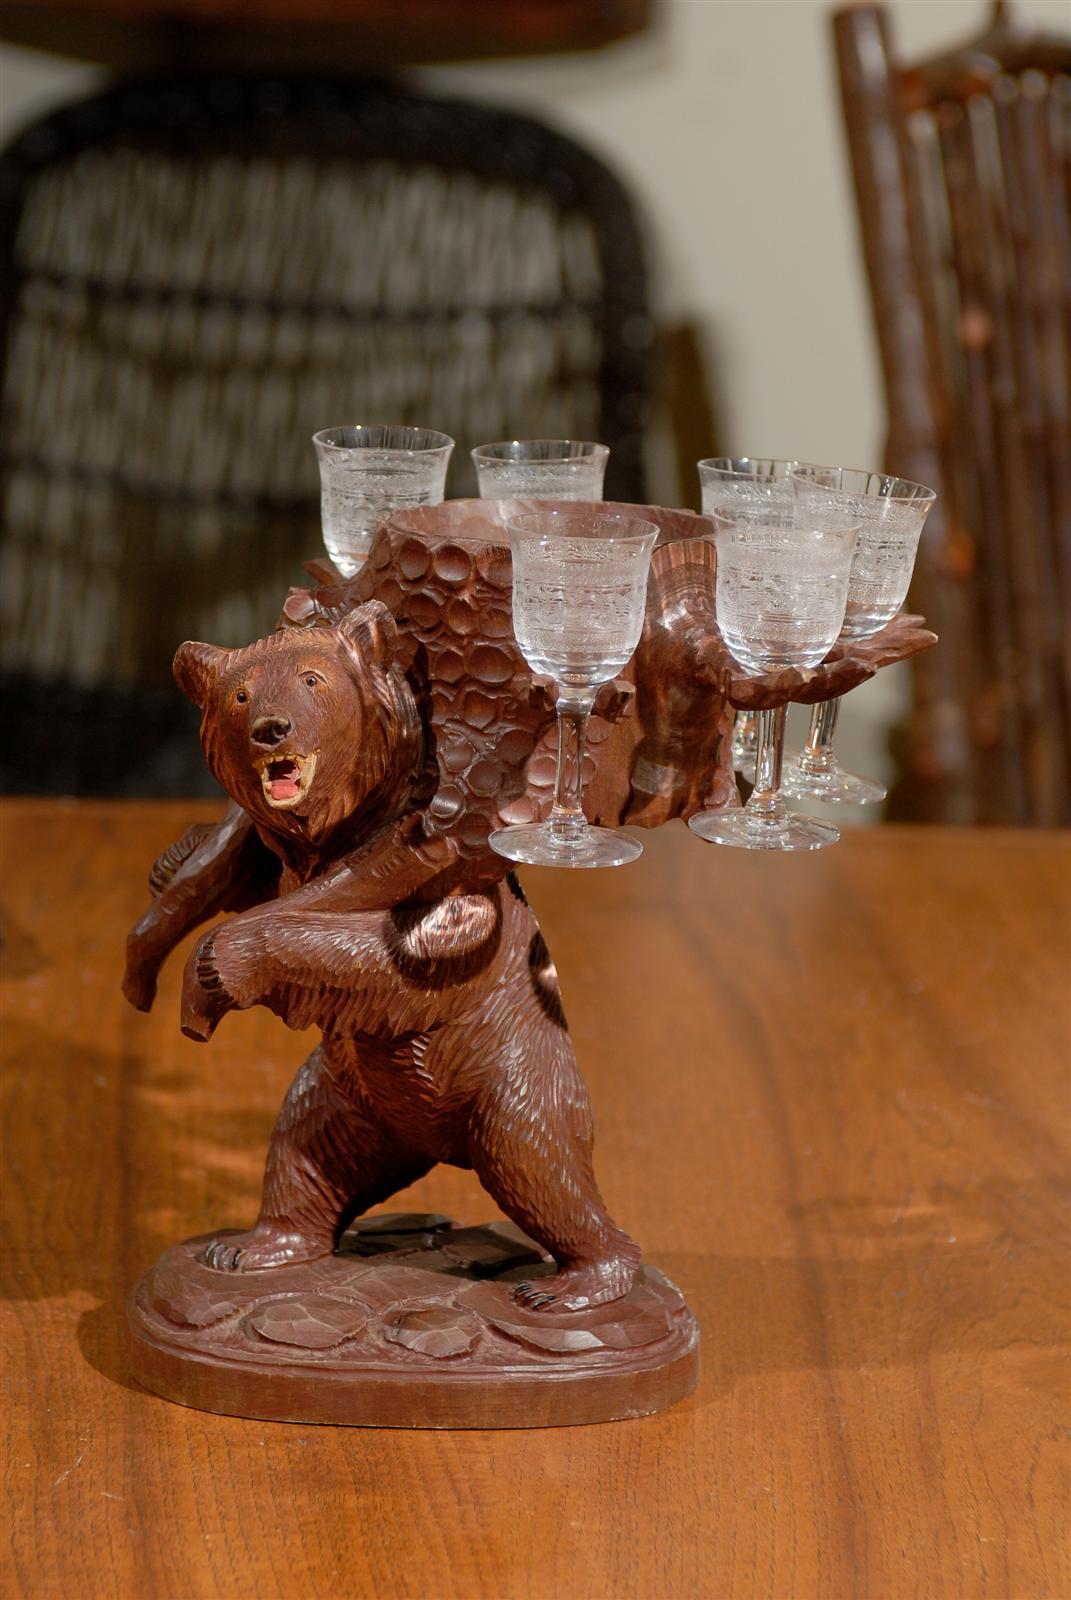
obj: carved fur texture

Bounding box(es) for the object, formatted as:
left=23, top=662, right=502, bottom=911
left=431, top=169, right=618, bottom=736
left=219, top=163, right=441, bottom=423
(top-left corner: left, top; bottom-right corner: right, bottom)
left=124, top=509, right=936, bottom=1313
left=137, top=599, right=639, bottom=1312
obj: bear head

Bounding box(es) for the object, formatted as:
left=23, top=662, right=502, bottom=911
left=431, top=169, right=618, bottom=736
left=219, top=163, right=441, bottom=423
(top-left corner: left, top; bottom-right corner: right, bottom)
left=173, top=603, right=422, bottom=852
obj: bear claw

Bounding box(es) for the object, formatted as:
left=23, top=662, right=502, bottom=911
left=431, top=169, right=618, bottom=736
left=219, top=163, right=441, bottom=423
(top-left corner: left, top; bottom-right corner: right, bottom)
left=511, top=1260, right=638, bottom=1313
left=197, top=1228, right=333, bottom=1273
left=201, top=1241, right=245, bottom=1272
left=513, top=1283, right=558, bottom=1309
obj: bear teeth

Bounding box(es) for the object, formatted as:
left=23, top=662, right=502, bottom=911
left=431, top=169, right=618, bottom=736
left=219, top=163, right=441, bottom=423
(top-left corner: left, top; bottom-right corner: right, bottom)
left=258, top=750, right=318, bottom=807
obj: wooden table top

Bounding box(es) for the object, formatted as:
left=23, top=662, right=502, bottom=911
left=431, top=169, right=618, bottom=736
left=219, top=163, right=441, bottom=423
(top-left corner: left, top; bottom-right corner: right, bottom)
left=2, top=800, right=1069, bottom=1600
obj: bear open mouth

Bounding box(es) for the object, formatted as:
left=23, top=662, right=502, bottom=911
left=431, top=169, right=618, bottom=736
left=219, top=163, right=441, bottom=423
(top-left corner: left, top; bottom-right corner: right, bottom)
left=257, top=751, right=318, bottom=808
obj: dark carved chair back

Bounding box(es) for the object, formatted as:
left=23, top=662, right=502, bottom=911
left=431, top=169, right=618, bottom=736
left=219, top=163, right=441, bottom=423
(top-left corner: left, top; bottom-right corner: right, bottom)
left=834, top=2, right=1071, bottom=825
left=0, top=75, right=651, bottom=794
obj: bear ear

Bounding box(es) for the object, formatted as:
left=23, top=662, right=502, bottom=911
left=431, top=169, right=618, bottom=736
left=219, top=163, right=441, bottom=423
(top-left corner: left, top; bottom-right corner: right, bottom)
left=337, top=601, right=398, bottom=668
left=173, top=641, right=228, bottom=707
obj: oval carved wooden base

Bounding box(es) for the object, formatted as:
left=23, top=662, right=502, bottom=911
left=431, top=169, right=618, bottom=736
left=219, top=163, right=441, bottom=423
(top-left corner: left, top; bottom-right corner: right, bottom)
left=127, top=1214, right=700, bottom=1429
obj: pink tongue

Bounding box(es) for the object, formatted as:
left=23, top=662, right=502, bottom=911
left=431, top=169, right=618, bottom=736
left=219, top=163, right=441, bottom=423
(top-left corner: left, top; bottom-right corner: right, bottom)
left=270, top=776, right=300, bottom=800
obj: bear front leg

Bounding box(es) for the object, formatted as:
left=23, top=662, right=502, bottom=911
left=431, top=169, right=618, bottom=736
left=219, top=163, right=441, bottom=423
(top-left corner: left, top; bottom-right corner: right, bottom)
left=180, top=926, right=240, bottom=1041
left=124, top=802, right=278, bottom=1013
left=200, top=1043, right=434, bottom=1272
left=178, top=907, right=348, bottom=1040
left=180, top=899, right=465, bottom=1041
left=179, top=901, right=308, bottom=1041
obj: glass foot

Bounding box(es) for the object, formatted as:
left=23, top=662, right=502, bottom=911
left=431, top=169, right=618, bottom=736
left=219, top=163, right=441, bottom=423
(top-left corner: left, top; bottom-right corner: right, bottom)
left=488, top=823, right=643, bottom=869
left=688, top=808, right=840, bottom=851
left=782, top=762, right=887, bottom=806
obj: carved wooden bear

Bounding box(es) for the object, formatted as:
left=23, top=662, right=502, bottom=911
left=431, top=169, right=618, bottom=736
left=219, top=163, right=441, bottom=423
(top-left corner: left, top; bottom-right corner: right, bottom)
left=124, top=503, right=936, bottom=1322
left=129, top=600, right=639, bottom=1313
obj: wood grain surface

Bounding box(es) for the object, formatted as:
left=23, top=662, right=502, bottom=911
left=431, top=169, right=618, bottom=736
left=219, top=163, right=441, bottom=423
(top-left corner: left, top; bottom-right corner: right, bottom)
left=2, top=800, right=1069, bottom=1600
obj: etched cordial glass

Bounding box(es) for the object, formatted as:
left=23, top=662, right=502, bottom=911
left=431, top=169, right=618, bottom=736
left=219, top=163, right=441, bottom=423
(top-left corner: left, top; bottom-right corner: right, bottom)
left=471, top=439, right=609, bottom=501
left=313, top=425, right=454, bottom=577
left=489, top=509, right=658, bottom=869
left=688, top=504, right=859, bottom=851
left=783, top=465, right=937, bottom=806
left=697, top=456, right=798, bottom=780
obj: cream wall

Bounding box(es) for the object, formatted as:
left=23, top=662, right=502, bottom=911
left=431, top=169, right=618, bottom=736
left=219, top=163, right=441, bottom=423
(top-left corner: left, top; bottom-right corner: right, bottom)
left=426, top=1, right=1068, bottom=492
left=1, top=1, right=1066, bottom=790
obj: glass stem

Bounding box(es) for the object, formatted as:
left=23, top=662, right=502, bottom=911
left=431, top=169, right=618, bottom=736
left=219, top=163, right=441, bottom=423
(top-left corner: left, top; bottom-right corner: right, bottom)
left=745, top=707, right=788, bottom=825
left=797, top=698, right=841, bottom=777
left=547, top=691, right=595, bottom=844
left=731, top=711, right=759, bottom=763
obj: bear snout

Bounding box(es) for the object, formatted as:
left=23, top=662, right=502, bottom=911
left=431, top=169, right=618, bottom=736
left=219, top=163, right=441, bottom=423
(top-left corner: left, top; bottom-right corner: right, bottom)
left=251, top=714, right=293, bottom=748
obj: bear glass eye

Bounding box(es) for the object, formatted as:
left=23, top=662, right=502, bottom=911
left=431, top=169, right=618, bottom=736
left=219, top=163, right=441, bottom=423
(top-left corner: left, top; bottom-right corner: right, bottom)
left=235, top=689, right=248, bottom=705
left=303, top=673, right=322, bottom=689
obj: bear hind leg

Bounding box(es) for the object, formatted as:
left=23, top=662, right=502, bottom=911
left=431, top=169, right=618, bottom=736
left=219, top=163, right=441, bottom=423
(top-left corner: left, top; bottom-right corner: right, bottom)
left=200, top=1044, right=433, bottom=1273
left=463, top=1020, right=641, bottom=1313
